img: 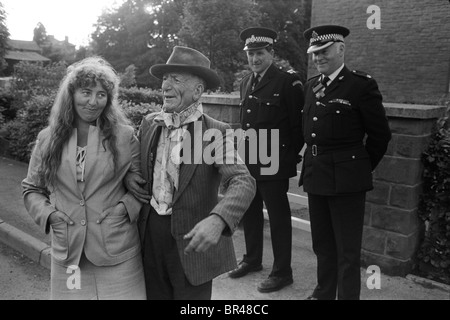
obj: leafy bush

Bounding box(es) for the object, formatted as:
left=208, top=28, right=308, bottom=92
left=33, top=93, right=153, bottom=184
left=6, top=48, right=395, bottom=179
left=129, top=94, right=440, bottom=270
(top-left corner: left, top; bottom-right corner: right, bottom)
left=119, top=64, right=137, bottom=88
left=119, top=87, right=163, bottom=106
left=4, top=93, right=55, bottom=162
left=10, top=61, right=66, bottom=120
left=121, top=100, right=161, bottom=131
left=0, top=87, right=16, bottom=123
left=415, top=103, right=450, bottom=285
left=12, top=61, right=66, bottom=97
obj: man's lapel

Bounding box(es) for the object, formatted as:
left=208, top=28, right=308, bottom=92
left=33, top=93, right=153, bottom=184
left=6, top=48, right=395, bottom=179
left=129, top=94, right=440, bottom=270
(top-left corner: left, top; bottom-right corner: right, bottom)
left=172, top=117, right=207, bottom=204
left=145, top=123, right=162, bottom=186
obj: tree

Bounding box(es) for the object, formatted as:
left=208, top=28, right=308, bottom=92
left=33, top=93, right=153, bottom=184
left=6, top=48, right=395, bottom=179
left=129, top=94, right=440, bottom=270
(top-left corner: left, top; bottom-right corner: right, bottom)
left=255, top=0, right=311, bottom=83
left=178, top=0, right=260, bottom=92
left=33, top=22, right=48, bottom=46
left=0, top=2, right=10, bottom=75
left=91, top=0, right=186, bottom=88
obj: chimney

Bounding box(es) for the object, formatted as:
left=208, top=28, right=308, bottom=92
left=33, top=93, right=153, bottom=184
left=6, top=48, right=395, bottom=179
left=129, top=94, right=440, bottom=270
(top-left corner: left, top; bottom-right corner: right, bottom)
left=65, top=36, right=69, bottom=43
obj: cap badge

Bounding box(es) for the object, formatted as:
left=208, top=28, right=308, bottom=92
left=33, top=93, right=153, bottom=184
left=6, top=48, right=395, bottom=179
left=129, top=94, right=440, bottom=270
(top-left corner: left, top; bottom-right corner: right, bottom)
left=312, top=31, right=319, bottom=39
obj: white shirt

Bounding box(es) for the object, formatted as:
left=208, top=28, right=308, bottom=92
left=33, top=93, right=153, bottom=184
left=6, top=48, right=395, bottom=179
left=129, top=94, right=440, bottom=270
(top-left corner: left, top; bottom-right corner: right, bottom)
left=323, top=63, right=345, bottom=86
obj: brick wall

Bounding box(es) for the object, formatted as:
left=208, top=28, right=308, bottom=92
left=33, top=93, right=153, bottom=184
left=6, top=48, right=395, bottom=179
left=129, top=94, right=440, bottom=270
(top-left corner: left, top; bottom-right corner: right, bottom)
left=308, top=0, right=450, bottom=102
left=363, top=104, right=446, bottom=275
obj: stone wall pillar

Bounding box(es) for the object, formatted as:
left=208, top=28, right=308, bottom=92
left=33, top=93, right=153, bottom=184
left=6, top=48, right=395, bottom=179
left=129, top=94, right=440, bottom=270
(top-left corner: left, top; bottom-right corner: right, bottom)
left=362, top=104, right=446, bottom=276
left=201, top=94, right=241, bottom=129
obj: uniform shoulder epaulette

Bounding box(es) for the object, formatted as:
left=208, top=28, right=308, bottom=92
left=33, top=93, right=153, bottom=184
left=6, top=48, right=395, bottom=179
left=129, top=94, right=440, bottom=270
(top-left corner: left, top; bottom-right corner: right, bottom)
left=307, top=74, right=321, bottom=82
left=282, top=69, right=303, bottom=87
left=351, top=70, right=373, bottom=79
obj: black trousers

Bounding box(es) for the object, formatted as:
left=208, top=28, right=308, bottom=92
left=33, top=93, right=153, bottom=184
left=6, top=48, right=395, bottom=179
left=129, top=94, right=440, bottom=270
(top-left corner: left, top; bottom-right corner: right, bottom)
left=142, top=209, right=212, bottom=300
left=242, top=179, right=292, bottom=278
left=308, top=192, right=366, bottom=300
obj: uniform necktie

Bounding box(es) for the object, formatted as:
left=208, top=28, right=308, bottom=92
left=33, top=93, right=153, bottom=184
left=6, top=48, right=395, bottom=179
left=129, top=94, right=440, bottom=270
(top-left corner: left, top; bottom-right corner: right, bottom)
left=321, top=75, right=330, bottom=87
left=252, top=74, right=261, bottom=90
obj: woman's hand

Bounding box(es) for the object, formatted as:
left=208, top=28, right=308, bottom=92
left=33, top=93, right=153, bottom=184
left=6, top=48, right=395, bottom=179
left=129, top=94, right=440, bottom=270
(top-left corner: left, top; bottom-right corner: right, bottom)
left=97, top=202, right=128, bottom=224
left=48, top=211, right=74, bottom=226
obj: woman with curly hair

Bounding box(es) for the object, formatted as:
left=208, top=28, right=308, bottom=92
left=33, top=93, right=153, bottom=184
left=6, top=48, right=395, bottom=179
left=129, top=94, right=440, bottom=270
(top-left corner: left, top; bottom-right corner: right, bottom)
left=22, top=56, right=146, bottom=300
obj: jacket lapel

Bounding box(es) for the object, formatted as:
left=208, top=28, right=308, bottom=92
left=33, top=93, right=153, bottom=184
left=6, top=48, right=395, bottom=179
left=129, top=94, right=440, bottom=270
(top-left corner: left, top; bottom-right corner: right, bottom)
left=64, top=129, right=78, bottom=189
left=144, top=123, right=162, bottom=192
left=324, top=67, right=349, bottom=96
left=252, top=63, right=276, bottom=93
left=172, top=117, right=206, bottom=204
left=83, top=126, right=102, bottom=185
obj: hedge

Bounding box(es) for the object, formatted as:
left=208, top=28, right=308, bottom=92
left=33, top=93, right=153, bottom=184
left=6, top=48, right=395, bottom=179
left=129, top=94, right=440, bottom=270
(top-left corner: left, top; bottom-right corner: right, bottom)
left=4, top=92, right=161, bottom=163
left=415, top=104, right=450, bottom=285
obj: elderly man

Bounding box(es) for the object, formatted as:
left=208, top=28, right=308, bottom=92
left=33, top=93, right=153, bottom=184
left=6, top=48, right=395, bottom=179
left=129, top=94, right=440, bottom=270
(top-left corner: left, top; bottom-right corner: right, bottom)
left=300, top=25, right=391, bottom=300
left=125, top=46, right=256, bottom=300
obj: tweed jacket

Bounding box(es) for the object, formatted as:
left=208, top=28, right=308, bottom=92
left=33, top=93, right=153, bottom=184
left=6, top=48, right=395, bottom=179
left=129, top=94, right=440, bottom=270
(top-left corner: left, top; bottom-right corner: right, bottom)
left=239, top=63, right=304, bottom=180
left=22, top=124, right=143, bottom=268
left=299, top=66, right=392, bottom=195
left=137, top=112, right=256, bottom=286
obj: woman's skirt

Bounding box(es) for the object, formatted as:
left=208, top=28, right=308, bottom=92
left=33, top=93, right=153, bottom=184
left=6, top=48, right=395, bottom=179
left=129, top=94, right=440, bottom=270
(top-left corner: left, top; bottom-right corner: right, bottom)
left=50, top=253, right=146, bottom=300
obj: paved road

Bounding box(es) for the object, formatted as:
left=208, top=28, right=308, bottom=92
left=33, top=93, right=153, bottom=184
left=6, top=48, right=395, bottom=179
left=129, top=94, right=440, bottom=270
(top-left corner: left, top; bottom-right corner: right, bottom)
left=0, top=156, right=449, bottom=301
left=0, top=242, right=50, bottom=300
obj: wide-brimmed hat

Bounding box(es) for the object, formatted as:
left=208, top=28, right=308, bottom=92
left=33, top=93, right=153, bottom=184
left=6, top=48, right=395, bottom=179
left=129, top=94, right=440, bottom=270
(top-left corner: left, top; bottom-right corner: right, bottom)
left=150, top=46, right=221, bottom=90
left=303, top=25, right=350, bottom=54
left=239, top=27, right=277, bottom=51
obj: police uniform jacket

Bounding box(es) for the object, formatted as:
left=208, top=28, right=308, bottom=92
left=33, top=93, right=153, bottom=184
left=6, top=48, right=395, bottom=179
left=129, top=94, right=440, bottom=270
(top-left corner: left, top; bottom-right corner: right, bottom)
left=299, top=66, right=391, bottom=195
left=239, top=63, right=304, bottom=181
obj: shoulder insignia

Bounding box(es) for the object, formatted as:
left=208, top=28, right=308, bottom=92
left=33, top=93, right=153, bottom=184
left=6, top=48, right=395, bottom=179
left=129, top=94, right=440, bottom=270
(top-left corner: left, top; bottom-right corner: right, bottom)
left=292, top=80, right=303, bottom=87
left=307, top=74, right=321, bottom=83
left=352, top=70, right=372, bottom=79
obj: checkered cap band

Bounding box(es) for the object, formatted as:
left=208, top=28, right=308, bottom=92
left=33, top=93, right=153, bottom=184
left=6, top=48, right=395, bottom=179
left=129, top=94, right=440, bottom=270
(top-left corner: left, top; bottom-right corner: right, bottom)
left=310, top=33, right=344, bottom=45
left=245, top=35, right=274, bottom=46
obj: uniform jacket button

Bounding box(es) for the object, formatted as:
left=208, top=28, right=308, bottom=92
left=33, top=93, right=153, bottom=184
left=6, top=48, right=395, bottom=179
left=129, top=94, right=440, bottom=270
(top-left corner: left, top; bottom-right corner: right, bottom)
left=312, top=133, right=317, bottom=138
left=81, top=220, right=86, bottom=226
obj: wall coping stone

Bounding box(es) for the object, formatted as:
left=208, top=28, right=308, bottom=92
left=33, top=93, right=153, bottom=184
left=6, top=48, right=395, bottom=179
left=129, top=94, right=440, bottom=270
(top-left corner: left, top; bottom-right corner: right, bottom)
left=201, top=93, right=241, bottom=106
left=202, top=94, right=447, bottom=120
left=384, top=103, right=447, bottom=119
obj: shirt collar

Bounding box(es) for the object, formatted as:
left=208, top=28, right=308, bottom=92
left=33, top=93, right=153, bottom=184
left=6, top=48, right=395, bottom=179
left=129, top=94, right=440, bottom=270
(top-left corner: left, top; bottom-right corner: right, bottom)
left=254, top=63, right=271, bottom=80
left=323, top=63, right=345, bottom=85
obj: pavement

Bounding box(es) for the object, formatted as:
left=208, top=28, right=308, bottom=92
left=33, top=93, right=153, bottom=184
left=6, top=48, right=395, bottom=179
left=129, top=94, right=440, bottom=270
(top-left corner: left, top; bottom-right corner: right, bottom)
left=0, top=155, right=449, bottom=300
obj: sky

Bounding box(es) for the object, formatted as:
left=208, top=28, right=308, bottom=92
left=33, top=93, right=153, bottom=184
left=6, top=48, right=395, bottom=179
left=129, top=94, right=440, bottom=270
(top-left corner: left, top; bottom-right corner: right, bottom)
left=2, top=0, right=125, bottom=47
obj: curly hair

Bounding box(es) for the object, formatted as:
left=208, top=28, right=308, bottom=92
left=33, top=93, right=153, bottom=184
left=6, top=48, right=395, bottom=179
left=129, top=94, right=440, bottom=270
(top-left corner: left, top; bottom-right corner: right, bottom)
left=37, top=56, right=130, bottom=187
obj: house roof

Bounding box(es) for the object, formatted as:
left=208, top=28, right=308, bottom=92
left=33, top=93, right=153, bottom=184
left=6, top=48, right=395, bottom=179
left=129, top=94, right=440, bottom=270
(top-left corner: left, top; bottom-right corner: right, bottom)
left=4, top=51, right=50, bottom=62
left=7, top=39, right=42, bottom=52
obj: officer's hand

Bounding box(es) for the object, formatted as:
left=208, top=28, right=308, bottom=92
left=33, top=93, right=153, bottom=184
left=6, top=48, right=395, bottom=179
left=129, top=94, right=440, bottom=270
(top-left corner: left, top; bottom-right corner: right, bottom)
left=183, top=215, right=226, bottom=254
left=48, top=211, right=74, bottom=226
left=125, top=172, right=151, bottom=203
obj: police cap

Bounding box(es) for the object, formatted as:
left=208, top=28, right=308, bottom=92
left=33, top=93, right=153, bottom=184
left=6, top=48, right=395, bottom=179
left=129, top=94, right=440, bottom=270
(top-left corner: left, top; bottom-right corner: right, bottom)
left=240, top=27, right=277, bottom=51
left=303, top=25, right=350, bottom=54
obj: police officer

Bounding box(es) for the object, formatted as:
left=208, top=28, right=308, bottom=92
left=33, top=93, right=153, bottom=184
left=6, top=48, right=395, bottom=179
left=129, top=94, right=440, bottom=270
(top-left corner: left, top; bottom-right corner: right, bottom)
left=300, top=25, right=391, bottom=300
left=228, top=27, right=304, bottom=293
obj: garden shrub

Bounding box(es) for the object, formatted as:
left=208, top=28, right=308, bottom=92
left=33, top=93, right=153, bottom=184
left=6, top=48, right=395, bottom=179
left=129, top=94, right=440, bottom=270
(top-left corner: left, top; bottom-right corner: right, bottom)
left=415, top=103, right=450, bottom=285
left=12, top=61, right=66, bottom=96
left=4, top=93, right=55, bottom=162
left=0, top=87, right=16, bottom=123
left=121, top=100, right=161, bottom=131
left=119, top=87, right=163, bottom=106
